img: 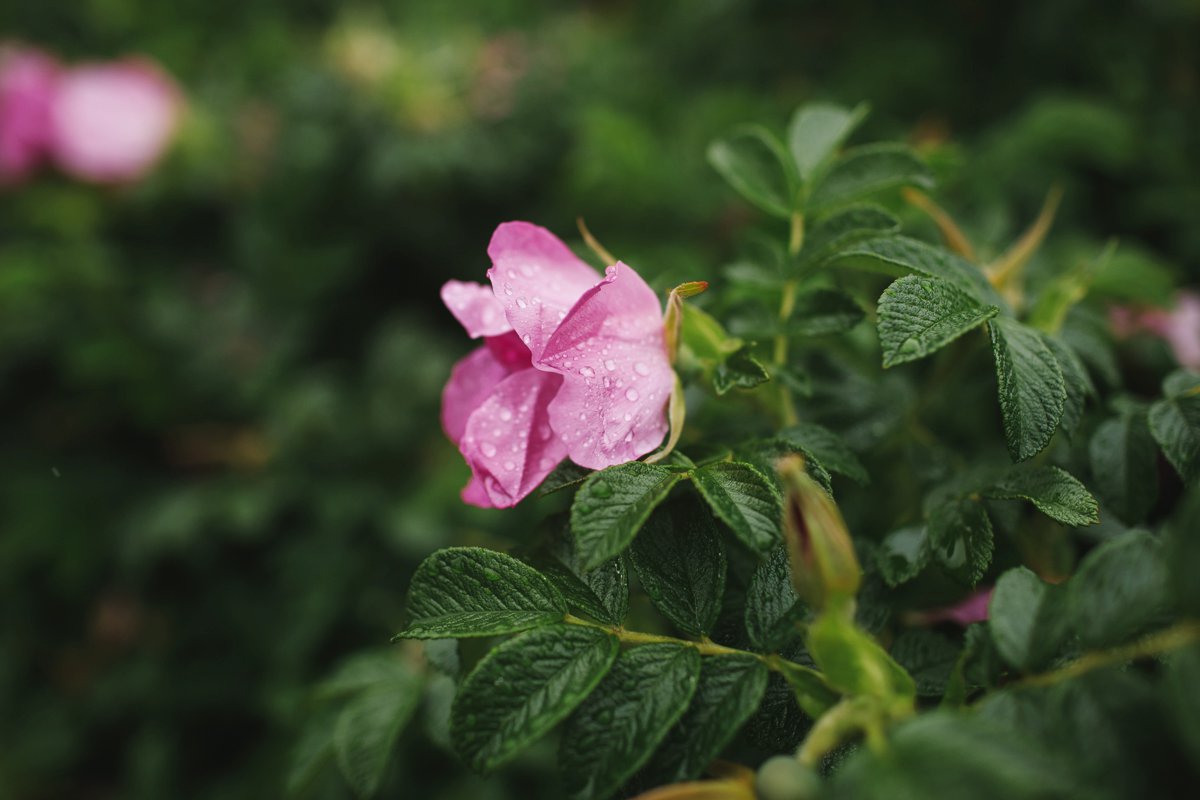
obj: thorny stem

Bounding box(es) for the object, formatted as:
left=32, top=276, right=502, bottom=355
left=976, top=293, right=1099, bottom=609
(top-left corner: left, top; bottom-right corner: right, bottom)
left=1010, top=619, right=1200, bottom=690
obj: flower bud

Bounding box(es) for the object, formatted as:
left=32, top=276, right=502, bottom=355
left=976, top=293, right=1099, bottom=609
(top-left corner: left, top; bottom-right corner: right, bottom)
left=778, top=455, right=861, bottom=609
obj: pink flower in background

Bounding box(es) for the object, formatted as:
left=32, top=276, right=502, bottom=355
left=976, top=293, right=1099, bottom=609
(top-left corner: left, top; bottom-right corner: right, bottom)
left=0, top=45, right=59, bottom=183
left=1110, top=291, right=1200, bottom=371
left=441, top=222, right=672, bottom=508
left=50, top=59, right=181, bottom=184
left=912, top=587, right=994, bottom=627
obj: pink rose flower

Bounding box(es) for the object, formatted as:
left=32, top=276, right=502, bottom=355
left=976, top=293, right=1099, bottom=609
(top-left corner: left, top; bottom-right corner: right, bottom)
left=1110, top=291, right=1200, bottom=371
left=441, top=222, right=673, bottom=508
left=0, top=45, right=59, bottom=184
left=912, top=587, right=994, bottom=627
left=49, top=58, right=181, bottom=184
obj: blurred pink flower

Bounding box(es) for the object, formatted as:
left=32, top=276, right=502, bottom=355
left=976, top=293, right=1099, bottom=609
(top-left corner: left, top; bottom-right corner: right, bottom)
left=50, top=58, right=181, bottom=184
left=913, top=587, right=994, bottom=627
left=0, top=45, right=59, bottom=184
left=1110, top=291, right=1200, bottom=370
left=441, top=222, right=672, bottom=508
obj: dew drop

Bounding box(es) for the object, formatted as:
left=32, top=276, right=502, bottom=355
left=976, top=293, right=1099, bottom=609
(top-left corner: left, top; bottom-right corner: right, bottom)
left=590, top=478, right=613, bottom=499
left=625, top=388, right=640, bottom=402
left=624, top=431, right=634, bottom=443
left=522, top=334, right=531, bottom=345
left=624, top=413, right=633, bottom=421
left=503, top=460, right=516, bottom=471
left=578, top=412, right=586, bottom=421
left=634, top=362, right=651, bottom=376
left=483, top=568, right=501, bottom=581
left=516, top=298, right=528, bottom=309
left=605, top=359, right=617, bottom=371
left=520, top=263, right=535, bottom=277
left=504, top=283, right=514, bottom=296
left=580, top=366, right=595, bottom=377
left=480, top=442, right=497, bottom=457
left=498, top=407, right=513, bottom=422
left=575, top=342, right=586, bottom=351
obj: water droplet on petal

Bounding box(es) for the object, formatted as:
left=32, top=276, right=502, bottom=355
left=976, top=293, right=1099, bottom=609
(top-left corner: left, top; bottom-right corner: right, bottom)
left=520, top=264, right=535, bottom=277
left=624, top=413, right=632, bottom=422
left=498, top=407, right=513, bottom=422
left=481, top=442, right=497, bottom=457
left=625, top=388, right=640, bottom=402
left=634, top=362, right=651, bottom=376
left=605, top=359, right=617, bottom=371
left=503, top=460, right=516, bottom=471
left=580, top=367, right=595, bottom=377
left=504, top=284, right=514, bottom=296
left=578, top=412, right=586, bottom=421
left=516, top=298, right=527, bottom=309
left=624, top=431, right=634, bottom=443
left=522, top=334, right=531, bottom=344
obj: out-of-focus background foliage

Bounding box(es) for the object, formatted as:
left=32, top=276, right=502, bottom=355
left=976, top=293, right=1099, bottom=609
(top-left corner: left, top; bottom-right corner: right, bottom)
left=1, top=1, right=1197, bottom=798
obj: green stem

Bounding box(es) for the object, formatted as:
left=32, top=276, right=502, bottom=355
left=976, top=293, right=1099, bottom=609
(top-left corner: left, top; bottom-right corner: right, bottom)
left=1011, top=619, right=1200, bottom=690
left=563, top=614, right=748, bottom=657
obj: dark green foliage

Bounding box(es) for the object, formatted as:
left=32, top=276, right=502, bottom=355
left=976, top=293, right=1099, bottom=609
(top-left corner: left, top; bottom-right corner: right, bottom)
left=571, top=463, right=686, bottom=569
left=451, top=625, right=619, bottom=773
left=989, top=567, right=1069, bottom=673
left=395, top=548, right=567, bottom=638
left=559, top=645, right=701, bottom=800
left=744, top=546, right=808, bottom=652
left=6, top=6, right=1200, bottom=799
left=645, top=655, right=769, bottom=783
left=630, top=499, right=727, bottom=638
left=691, top=461, right=784, bottom=554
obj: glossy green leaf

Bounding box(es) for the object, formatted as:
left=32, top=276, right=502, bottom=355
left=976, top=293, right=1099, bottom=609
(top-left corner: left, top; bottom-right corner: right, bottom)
left=890, top=629, right=959, bottom=696
left=708, top=126, right=796, bottom=218
left=787, top=102, right=868, bottom=180
left=333, top=671, right=422, bottom=797
left=571, top=463, right=686, bottom=570
left=787, top=289, right=866, bottom=337
left=825, top=235, right=1002, bottom=306
left=874, top=525, right=930, bottom=587
left=396, top=548, right=566, bottom=639
left=1043, top=334, right=1094, bottom=438
left=989, top=317, right=1067, bottom=462
left=560, top=644, right=701, bottom=800
left=713, top=345, right=771, bottom=395
left=927, top=498, right=994, bottom=586
left=776, top=422, right=869, bottom=484
left=526, top=530, right=629, bottom=626
left=985, top=465, right=1099, bottom=527
left=830, top=711, right=1073, bottom=800
left=1089, top=411, right=1158, bottom=523
left=1068, top=530, right=1171, bottom=649
left=630, top=499, right=727, bottom=637
left=876, top=275, right=997, bottom=367
left=807, top=144, right=933, bottom=211
left=744, top=546, right=807, bottom=652
left=794, top=204, right=900, bottom=271
left=691, top=461, right=783, bottom=555
left=451, top=625, right=619, bottom=773
left=989, top=567, right=1068, bottom=673
left=1149, top=370, right=1200, bottom=482
left=646, top=654, right=769, bottom=783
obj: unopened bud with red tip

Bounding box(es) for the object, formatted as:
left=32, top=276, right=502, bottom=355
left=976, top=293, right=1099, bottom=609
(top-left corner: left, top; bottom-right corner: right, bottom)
left=778, top=455, right=861, bottom=610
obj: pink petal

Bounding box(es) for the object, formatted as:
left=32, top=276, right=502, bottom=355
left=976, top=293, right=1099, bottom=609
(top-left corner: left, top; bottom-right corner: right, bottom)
left=461, top=474, right=491, bottom=507
left=1163, top=292, right=1200, bottom=370
left=0, top=45, right=59, bottom=183
left=460, top=367, right=567, bottom=508
left=919, top=587, right=994, bottom=627
left=441, top=280, right=511, bottom=338
left=539, top=262, right=670, bottom=470
left=50, top=58, right=181, bottom=184
left=485, top=331, right=533, bottom=371
left=440, top=346, right=510, bottom=444
left=487, top=221, right=600, bottom=362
